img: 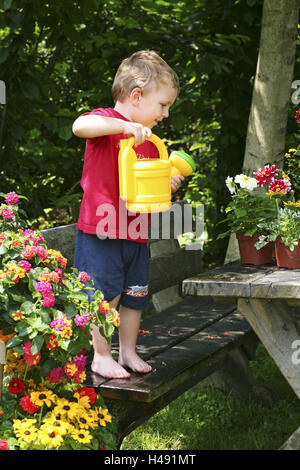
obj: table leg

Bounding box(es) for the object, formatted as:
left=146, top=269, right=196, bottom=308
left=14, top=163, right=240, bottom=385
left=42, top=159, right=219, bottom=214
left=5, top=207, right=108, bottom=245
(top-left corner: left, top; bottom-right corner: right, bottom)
left=238, top=298, right=300, bottom=399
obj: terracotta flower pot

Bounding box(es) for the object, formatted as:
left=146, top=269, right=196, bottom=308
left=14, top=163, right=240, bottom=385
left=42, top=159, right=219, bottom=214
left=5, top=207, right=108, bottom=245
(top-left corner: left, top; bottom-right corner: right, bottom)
left=275, top=238, right=300, bottom=269
left=237, top=233, right=274, bottom=266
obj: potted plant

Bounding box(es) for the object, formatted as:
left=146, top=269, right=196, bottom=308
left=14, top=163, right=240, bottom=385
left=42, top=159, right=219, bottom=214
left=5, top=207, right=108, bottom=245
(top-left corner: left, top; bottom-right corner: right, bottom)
left=257, top=205, right=300, bottom=269
left=255, top=108, right=300, bottom=269
left=218, top=165, right=284, bottom=265
left=0, top=192, right=119, bottom=450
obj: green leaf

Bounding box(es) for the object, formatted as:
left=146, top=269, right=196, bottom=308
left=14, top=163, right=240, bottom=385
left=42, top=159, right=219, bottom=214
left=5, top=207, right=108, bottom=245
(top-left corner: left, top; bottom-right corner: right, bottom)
left=22, top=82, right=40, bottom=100
left=31, top=335, right=44, bottom=355
left=17, top=325, right=33, bottom=337
left=20, top=301, right=35, bottom=315
left=6, top=335, right=23, bottom=349
left=0, top=244, right=7, bottom=255
left=0, top=48, right=8, bottom=64
left=58, top=126, right=72, bottom=141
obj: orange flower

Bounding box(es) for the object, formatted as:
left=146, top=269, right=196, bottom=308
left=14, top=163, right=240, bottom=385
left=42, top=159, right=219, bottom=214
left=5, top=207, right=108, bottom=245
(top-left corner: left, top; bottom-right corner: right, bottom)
left=0, top=331, right=15, bottom=343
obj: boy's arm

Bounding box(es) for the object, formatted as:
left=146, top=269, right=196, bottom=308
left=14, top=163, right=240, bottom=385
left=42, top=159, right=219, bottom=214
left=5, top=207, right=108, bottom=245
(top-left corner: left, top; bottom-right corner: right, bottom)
left=72, top=115, right=151, bottom=146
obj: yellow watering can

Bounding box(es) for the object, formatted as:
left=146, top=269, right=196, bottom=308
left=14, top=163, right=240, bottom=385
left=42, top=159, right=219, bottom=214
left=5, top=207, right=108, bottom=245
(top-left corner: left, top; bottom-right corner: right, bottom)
left=118, top=134, right=196, bottom=213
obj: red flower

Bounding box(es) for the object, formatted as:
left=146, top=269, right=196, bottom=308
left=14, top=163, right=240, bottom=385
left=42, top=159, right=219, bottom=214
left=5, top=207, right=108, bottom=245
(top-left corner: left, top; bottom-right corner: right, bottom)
left=269, top=178, right=291, bottom=194
left=8, top=378, right=26, bottom=395
left=295, top=108, right=300, bottom=123
left=0, top=439, right=8, bottom=450
left=74, top=386, right=97, bottom=404
left=20, top=395, right=40, bottom=414
left=253, top=164, right=278, bottom=186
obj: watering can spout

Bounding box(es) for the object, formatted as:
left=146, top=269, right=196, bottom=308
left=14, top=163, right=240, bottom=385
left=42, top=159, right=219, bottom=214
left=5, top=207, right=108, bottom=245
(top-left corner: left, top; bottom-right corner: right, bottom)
left=170, top=150, right=196, bottom=177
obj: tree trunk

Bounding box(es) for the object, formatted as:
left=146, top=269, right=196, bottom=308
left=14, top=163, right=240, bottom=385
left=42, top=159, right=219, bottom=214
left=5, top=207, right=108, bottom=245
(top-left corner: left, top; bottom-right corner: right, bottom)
left=225, top=0, right=300, bottom=264
left=243, top=0, right=299, bottom=174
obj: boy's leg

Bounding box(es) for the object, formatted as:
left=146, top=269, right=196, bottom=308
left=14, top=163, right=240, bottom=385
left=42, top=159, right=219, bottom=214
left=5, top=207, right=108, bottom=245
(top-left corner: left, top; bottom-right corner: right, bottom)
left=91, top=294, right=131, bottom=379
left=118, top=305, right=152, bottom=373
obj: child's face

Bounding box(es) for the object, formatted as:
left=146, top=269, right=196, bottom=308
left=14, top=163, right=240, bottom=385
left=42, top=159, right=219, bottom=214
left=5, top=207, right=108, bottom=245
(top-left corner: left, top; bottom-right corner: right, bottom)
left=134, top=83, right=177, bottom=129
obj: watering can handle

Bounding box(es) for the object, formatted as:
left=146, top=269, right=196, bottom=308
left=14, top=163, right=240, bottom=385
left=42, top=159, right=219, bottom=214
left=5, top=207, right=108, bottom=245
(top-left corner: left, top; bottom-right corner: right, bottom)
left=127, top=134, right=169, bottom=161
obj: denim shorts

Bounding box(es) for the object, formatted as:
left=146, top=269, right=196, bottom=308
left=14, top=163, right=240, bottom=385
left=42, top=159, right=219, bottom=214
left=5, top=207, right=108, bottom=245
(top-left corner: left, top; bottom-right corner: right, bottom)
left=73, top=230, right=150, bottom=310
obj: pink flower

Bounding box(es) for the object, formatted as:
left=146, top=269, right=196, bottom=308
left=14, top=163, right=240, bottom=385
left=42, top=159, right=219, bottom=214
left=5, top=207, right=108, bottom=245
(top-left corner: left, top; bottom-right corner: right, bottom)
left=18, top=260, right=31, bottom=272
left=37, top=246, right=48, bottom=260
left=0, top=439, right=9, bottom=450
left=35, top=281, right=53, bottom=295
left=42, top=293, right=55, bottom=308
left=74, top=312, right=90, bottom=328
left=22, top=246, right=37, bottom=260
left=23, top=341, right=41, bottom=366
left=98, top=300, right=110, bottom=315
left=269, top=178, right=291, bottom=194
left=46, top=367, right=64, bottom=384
left=0, top=208, right=14, bottom=220
left=73, top=353, right=86, bottom=371
left=78, top=271, right=91, bottom=283
left=0, top=234, right=7, bottom=244
left=24, top=236, right=39, bottom=247
left=4, top=192, right=19, bottom=205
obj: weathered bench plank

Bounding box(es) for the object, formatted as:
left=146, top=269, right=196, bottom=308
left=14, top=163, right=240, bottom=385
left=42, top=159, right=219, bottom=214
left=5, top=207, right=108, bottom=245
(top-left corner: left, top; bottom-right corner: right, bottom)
left=183, top=261, right=276, bottom=298
left=97, top=310, right=252, bottom=403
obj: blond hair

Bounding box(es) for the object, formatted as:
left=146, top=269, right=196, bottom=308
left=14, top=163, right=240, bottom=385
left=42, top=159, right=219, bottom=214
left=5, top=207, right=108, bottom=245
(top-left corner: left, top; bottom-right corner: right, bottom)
left=112, top=50, right=179, bottom=103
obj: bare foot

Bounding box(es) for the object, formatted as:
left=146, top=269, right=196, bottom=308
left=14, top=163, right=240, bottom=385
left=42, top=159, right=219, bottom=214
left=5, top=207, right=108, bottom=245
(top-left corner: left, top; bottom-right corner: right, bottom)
left=119, top=352, right=152, bottom=374
left=91, top=354, right=130, bottom=379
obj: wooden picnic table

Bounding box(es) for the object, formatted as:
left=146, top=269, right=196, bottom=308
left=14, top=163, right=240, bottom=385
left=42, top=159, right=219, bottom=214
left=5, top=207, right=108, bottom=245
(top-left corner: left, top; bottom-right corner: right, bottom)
left=182, top=261, right=300, bottom=450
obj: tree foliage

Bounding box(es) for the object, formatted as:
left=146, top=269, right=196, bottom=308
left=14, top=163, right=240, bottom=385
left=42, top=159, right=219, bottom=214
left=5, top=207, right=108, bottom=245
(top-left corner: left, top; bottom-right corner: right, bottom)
left=0, top=0, right=297, bottom=264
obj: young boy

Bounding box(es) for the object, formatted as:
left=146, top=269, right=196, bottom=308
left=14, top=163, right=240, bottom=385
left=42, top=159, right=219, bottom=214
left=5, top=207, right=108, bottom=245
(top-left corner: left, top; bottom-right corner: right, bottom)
left=72, top=50, right=184, bottom=379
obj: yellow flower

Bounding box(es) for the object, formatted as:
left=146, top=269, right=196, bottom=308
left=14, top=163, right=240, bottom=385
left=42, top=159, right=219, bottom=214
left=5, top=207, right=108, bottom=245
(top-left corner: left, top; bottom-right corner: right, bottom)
left=288, top=148, right=297, bottom=152
left=41, top=419, right=70, bottom=437
left=74, top=412, right=95, bottom=429
left=283, top=200, right=300, bottom=208
left=53, top=398, right=80, bottom=420
left=30, top=390, right=57, bottom=408
left=11, top=310, right=25, bottom=321
left=71, top=428, right=93, bottom=444
left=91, top=406, right=112, bottom=427
left=43, top=414, right=74, bottom=435
left=13, top=419, right=39, bottom=444
left=15, top=266, right=26, bottom=278
left=39, top=426, right=64, bottom=448
left=111, top=308, right=120, bottom=327
left=266, top=190, right=286, bottom=197
left=282, top=171, right=290, bottom=180
left=73, top=392, right=91, bottom=409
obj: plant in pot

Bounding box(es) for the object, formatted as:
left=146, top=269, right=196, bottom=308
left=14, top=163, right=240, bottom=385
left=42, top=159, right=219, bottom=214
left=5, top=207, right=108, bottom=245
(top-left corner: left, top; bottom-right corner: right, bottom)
left=218, top=164, right=292, bottom=265
left=257, top=204, right=300, bottom=269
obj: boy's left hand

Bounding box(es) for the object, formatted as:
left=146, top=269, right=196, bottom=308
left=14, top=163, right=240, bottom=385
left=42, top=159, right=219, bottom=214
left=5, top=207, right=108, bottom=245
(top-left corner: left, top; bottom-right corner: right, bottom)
left=171, top=174, right=185, bottom=193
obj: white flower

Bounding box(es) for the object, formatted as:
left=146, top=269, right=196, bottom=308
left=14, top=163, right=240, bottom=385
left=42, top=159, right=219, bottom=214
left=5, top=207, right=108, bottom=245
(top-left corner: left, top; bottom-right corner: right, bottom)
left=234, top=174, right=258, bottom=191
left=225, top=176, right=236, bottom=194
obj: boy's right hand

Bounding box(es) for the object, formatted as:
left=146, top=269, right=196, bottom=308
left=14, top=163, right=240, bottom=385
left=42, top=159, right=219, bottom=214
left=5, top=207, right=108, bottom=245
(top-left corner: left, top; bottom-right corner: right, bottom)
left=123, top=121, right=152, bottom=146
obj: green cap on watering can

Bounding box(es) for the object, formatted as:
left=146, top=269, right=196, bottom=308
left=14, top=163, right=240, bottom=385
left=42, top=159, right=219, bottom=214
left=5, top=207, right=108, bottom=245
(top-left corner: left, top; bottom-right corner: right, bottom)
left=169, top=150, right=196, bottom=177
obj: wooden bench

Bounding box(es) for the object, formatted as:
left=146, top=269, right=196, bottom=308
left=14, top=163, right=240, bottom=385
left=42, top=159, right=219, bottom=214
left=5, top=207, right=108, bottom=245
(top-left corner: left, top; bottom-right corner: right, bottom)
left=42, top=202, right=275, bottom=449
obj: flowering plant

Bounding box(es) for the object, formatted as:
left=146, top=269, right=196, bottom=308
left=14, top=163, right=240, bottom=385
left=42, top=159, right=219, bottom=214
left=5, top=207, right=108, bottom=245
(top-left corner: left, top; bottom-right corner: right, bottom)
left=218, top=166, right=286, bottom=238
left=255, top=206, right=300, bottom=251
left=0, top=192, right=119, bottom=450
left=254, top=109, right=300, bottom=251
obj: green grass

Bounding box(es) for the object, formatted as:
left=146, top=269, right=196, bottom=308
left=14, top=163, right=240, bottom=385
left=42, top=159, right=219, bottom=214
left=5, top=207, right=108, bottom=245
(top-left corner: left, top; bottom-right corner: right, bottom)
left=121, top=345, right=300, bottom=450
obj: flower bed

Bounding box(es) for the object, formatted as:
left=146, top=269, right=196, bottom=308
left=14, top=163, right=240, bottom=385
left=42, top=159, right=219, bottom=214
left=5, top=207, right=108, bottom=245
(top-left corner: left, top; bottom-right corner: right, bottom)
left=0, top=192, right=118, bottom=450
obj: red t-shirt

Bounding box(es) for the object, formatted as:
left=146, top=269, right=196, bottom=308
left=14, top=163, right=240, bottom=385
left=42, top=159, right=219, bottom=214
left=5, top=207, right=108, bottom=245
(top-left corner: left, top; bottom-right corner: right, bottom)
left=76, top=108, right=158, bottom=243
